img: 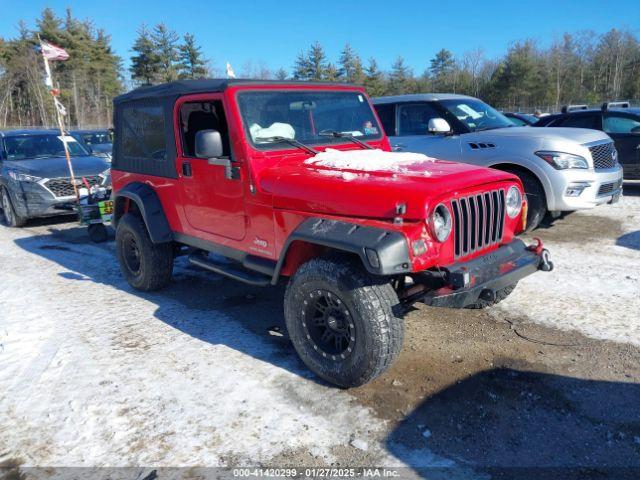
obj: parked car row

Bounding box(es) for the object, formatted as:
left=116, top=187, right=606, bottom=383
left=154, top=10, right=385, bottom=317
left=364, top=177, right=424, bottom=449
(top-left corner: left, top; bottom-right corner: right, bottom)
left=70, top=129, right=113, bottom=161
left=372, top=94, right=623, bottom=229
left=0, top=129, right=111, bottom=227
left=534, top=102, right=640, bottom=179
left=502, top=102, right=640, bottom=180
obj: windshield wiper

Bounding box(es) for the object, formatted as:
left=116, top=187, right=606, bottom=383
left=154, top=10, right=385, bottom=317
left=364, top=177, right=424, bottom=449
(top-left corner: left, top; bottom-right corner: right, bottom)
left=255, top=136, right=318, bottom=155
left=318, top=130, right=374, bottom=149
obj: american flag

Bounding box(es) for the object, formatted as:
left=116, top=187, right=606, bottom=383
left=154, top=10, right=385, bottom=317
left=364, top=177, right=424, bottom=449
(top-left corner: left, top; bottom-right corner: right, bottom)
left=40, top=40, right=69, bottom=61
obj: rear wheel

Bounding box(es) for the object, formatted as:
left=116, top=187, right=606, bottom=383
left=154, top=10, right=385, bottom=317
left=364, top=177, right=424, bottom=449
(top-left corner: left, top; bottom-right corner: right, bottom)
left=116, top=213, right=174, bottom=291
left=284, top=256, right=404, bottom=388
left=0, top=187, right=27, bottom=227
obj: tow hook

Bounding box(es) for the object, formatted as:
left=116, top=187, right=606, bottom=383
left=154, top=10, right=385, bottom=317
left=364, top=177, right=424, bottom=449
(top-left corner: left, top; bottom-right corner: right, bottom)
left=528, top=238, right=554, bottom=272
left=539, top=249, right=554, bottom=272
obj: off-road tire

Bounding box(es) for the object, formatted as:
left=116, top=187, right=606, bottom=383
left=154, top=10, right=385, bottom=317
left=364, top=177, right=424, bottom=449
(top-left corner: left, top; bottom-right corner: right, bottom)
left=284, top=256, right=404, bottom=388
left=465, top=283, right=517, bottom=309
left=0, top=187, right=27, bottom=227
left=516, top=171, right=546, bottom=231
left=116, top=213, right=173, bottom=291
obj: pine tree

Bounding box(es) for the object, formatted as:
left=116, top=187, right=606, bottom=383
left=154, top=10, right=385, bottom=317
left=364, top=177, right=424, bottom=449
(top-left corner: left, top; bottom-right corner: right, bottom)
left=429, top=48, right=456, bottom=91
left=492, top=41, right=543, bottom=108
left=388, top=56, right=412, bottom=94
left=37, top=8, right=64, bottom=45
left=307, top=41, right=328, bottom=81
left=338, top=43, right=364, bottom=84
left=364, top=58, right=386, bottom=96
left=178, top=33, right=208, bottom=79
left=275, top=68, right=288, bottom=80
left=292, top=51, right=311, bottom=80
left=130, top=25, right=161, bottom=85
left=324, top=62, right=339, bottom=82
left=152, top=23, right=179, bottom=83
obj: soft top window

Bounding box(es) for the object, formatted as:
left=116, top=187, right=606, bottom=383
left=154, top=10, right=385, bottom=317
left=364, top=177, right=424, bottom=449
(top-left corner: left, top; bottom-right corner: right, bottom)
left=121, top=103, right=166, bottom=161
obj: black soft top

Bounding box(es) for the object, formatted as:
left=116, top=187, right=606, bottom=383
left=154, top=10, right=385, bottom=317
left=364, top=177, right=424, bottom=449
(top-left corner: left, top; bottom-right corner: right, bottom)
left=112, top=78, right=359, bottom=179
left=114, top=78, right=356, bottom=104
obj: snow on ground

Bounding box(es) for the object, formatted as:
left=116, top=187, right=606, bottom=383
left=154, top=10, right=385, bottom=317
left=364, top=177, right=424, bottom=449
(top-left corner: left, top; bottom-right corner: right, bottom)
left=0, top=224, right=447, bottom=468
left=306, top=148, right=435, bottom=173
left=1, top=186, right=639, bottom=470
left=494, top=192, right=640, bottom=346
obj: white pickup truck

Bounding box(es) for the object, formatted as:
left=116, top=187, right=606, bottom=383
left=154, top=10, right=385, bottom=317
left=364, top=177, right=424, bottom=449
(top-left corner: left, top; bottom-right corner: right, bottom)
left=373, top=94, right=623, bottom=229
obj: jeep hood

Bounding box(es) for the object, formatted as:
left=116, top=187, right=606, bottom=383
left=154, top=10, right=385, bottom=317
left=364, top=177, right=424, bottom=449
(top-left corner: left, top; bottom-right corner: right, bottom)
left=260, top=149, right=516, bottom=220
left=466, top=126, right=609, bottom=145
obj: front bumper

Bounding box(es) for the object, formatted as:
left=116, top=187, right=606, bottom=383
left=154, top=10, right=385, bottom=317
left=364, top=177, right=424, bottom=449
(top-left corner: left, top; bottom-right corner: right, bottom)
left=547, top=165, right=623, bottom=211
left=408, top=239, right=551, bottom=309
left=5, top=179, right=110, bottom=219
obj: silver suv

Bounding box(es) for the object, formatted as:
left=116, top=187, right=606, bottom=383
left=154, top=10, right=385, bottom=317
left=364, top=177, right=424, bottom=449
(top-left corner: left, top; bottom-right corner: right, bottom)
left=373, top=94, right=623, bottom=229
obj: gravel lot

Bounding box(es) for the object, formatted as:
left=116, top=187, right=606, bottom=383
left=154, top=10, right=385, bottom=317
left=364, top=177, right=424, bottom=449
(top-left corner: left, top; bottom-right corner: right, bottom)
left=1, top=183, right=639, bottom=478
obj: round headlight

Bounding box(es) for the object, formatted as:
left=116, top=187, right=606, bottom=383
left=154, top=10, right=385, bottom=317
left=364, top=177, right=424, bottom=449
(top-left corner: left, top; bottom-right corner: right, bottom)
left=506, top=186, right=523, bottom=218
left=431, top=203, right=452, bottom=242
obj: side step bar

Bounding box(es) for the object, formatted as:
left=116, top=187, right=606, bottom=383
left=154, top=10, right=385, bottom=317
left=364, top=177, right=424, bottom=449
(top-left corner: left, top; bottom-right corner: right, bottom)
left=188, top=252, right=272, bottom=286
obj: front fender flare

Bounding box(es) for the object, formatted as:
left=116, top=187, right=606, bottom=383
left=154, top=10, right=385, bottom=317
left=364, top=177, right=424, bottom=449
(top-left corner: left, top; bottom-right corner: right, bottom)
left=113, top=182, right=172, bottom=243
left=272, top=218, right=412, bottom=284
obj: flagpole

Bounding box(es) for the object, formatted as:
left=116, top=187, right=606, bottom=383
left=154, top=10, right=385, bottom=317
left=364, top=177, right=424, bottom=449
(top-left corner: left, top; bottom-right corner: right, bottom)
left=38, top=34, right=79, bottom=202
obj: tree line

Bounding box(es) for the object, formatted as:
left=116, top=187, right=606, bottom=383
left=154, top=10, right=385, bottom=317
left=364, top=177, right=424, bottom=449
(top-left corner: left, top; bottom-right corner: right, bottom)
left=2, top=7, right=639, bottom=128
left=288, top=32, right=640, bottom=111
left=0, top=8, right=121, bottom=128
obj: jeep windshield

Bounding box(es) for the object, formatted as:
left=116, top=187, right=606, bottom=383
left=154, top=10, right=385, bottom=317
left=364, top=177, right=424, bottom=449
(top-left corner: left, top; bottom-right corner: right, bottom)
left=4, top=134, right=90, bottom=160
left=237, top=90, right=382, bottom=149
left=439, top=99, right=514, bottom=132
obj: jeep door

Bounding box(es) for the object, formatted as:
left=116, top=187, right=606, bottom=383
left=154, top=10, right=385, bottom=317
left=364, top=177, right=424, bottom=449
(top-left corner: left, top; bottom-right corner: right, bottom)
left=384, top=102, right=462, bottom=161
left=603, top=112, right=640, bottom=178
left=175, top=95, right=246, bottom=240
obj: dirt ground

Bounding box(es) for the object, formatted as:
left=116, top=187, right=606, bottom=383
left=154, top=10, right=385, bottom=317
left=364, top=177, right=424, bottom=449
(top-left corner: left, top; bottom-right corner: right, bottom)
left=1, top=183, right=639, bottom=479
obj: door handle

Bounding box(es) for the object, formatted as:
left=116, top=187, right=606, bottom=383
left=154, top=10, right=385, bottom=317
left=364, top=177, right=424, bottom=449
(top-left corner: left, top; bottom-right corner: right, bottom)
left=393, top=143, right=406, bottom=151
left=182, top=162, right=192, bottom=177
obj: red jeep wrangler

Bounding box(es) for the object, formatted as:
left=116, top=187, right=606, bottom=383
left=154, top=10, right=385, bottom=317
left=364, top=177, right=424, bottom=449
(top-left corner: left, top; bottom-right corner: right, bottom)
left=111, top=79, right=552, bottom=388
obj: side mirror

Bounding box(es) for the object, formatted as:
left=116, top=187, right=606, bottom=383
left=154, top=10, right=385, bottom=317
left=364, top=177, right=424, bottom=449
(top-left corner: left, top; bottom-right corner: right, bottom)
left=428, top=118, right=452, bottom=134
left=195, top=129, right=223, bottom=158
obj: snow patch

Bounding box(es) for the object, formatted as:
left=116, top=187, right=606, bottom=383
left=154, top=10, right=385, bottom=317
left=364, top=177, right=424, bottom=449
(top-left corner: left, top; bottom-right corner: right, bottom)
left=306, top=148, right=435, bottom=174
left=493, top=195, right=640, bottom=346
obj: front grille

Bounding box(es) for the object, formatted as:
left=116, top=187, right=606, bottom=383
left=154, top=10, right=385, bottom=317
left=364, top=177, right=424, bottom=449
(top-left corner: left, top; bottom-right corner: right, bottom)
left=597, top=179, right=622, bottom=197
left=589, top=142, right=618, bottom=169
left=45, top=176, right=102, bottom=198
left=451, top=189, right=506, bottom=259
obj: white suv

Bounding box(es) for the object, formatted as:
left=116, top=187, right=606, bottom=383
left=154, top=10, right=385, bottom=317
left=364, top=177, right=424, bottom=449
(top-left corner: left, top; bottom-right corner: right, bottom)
left=373, top=94, right=623, bottom=229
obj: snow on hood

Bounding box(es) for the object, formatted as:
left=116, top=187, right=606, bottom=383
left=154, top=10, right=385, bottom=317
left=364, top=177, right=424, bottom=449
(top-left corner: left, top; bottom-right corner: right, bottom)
left=305, top=148, right=436, bottom=174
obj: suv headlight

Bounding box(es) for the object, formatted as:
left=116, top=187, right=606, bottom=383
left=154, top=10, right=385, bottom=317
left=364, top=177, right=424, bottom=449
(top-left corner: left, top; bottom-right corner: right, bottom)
left=506, top=186, right=523, bottom=218
left=430, top=203, right=452, bottom=242
left=535, top=151, right=588, bottom=169
left=7, top=170, right=42, bottom=182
